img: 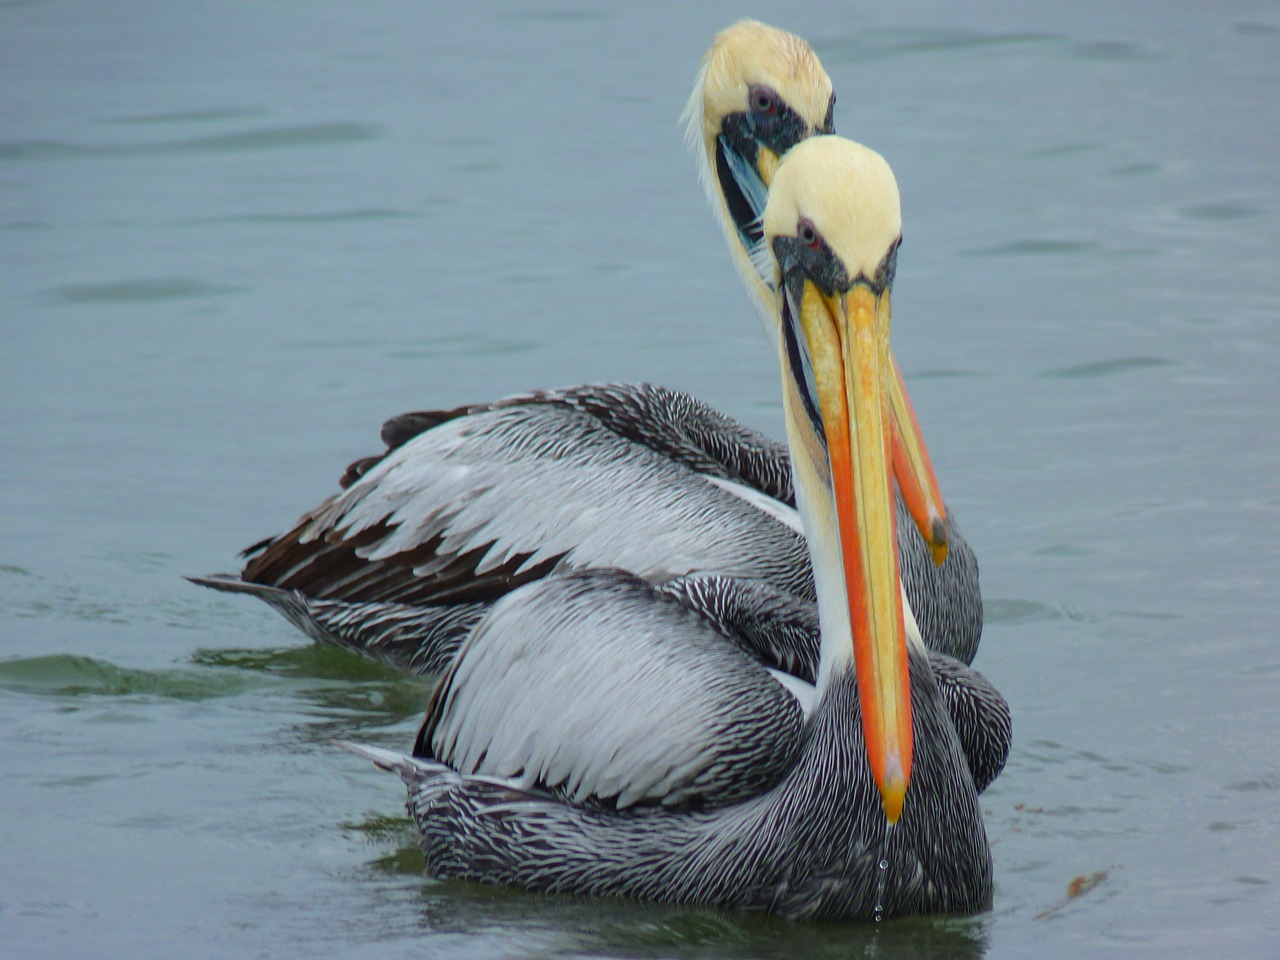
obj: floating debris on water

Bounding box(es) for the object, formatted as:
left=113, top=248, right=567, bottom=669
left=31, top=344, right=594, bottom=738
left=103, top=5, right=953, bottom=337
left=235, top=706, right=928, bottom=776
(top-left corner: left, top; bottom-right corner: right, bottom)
left=1035, top=871, right=1110, bottom=920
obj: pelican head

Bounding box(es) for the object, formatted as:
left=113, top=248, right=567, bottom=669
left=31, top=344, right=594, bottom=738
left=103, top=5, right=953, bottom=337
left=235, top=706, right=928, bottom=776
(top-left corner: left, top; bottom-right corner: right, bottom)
left=764, top=136, right=913, bottom=822
left=686, top=23, right=950, bottom=566
left=683, top=20, right=834, bottom=318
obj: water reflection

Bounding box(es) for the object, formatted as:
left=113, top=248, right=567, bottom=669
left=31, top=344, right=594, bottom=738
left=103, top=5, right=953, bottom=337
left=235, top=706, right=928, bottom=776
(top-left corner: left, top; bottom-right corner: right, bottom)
left=346, top=832, right=994, bottom=960
left=191, top=643, right=433, bottom=741
left=0, top=653, right=261, bottom=700
left=0, top=643, right=431, bottom=743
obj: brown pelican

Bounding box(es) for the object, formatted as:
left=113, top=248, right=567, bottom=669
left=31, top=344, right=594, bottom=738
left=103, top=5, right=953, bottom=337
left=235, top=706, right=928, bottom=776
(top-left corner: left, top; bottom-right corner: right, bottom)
left=347, top=137, right=1008, bottom=920
left=192, top=20, right=982, bottom=667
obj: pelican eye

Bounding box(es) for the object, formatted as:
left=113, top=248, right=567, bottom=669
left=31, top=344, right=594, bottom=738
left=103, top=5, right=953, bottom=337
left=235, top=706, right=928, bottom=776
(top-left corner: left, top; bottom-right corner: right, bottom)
left=749, top=84, right=779, bottom=116
left=798, top=217, right=822, bottom=251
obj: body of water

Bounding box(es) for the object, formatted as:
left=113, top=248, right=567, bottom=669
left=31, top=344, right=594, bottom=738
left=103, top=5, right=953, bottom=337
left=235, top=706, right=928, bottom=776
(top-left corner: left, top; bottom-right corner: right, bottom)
left=3, top=1, right=1278, bottom=957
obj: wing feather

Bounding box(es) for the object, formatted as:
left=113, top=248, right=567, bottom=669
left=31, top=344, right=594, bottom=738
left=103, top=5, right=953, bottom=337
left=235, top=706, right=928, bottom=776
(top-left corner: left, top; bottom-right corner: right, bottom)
left=244, top=404, right=811, bottom=605
left=422, top=569, right=805, bottom=811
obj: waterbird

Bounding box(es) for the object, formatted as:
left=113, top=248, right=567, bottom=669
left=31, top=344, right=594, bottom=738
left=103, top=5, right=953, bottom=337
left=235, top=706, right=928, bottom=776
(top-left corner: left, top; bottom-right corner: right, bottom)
left=346, top=137, right=1007, bottom=920
left=191, top=20, right=983, bottom=669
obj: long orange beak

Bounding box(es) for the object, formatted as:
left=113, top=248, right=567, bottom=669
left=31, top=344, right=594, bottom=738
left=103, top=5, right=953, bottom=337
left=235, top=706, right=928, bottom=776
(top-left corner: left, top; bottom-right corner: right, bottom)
left=802, top=281, right=914, bottom=822
left=889, top=355, right=949, bottom=566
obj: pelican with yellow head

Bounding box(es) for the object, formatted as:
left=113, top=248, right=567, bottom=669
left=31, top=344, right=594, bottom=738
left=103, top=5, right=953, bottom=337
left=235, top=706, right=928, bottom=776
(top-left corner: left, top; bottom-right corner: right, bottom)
left=345, top=137, right=1008, bottom=920
left=193, top=20, right=985, bottom=677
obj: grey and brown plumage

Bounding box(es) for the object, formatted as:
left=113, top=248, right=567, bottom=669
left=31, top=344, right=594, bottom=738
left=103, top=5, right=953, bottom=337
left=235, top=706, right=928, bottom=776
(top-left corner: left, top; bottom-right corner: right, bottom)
left=347, top=136, right=1009, bottom=920
left=192, top=21, right=983, bottom=666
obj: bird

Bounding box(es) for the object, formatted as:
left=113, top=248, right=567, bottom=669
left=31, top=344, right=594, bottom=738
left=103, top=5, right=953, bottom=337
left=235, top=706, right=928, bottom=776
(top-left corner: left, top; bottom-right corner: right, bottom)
left=345, top=136, right=1009, bottom=921
left=191, top=20, right=984, bottom=670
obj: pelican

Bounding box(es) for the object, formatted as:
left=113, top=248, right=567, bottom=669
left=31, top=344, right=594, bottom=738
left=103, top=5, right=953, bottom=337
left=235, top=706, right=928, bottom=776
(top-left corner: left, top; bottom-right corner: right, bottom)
left=192, top=20, right=982, bottom=669
left=348, top=137, right=1009, bottom=920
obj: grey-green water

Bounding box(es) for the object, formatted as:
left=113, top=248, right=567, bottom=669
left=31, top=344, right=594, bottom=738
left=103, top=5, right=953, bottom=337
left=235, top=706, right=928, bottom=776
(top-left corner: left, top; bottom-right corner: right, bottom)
left=3, top=1, right=1278, bottom=957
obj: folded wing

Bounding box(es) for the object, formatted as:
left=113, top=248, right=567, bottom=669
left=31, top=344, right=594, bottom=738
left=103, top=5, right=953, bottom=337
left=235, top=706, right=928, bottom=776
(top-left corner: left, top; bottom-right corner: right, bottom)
left=421, top=569, right=808, bottom=810
left=243, top=397, right=811, bottom=607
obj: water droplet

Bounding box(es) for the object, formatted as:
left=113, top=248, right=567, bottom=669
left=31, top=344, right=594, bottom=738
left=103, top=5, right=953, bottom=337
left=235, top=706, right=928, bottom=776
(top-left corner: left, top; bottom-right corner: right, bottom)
left=873, top=822, right=895, bottom=923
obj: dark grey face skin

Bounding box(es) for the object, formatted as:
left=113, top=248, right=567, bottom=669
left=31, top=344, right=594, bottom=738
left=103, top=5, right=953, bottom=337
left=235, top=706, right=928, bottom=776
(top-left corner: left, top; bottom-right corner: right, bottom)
left=715, top=87, right=837, bottom=254
left=774, top=234, right=837, bottom=441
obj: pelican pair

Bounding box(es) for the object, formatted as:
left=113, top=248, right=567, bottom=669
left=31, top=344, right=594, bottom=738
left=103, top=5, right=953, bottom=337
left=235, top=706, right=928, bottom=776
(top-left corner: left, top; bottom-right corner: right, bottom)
left=195, top=20, right=983, bottom=673
left=193, top=22, right=1010, bottom=919
left=349, top=135, right=1007, bottom=919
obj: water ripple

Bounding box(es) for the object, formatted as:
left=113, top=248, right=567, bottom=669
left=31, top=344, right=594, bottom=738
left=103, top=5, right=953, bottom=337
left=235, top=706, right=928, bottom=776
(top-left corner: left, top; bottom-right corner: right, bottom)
left=510, top=9, right=613, bottom=23
left=46, top=277, right=243, bottom=305
left=0, top=654, right=256, bottom=700
left=102, top=107, right=271, bottom=126
left=1069, top=40, right=1160, bottom=62
left=961, top=238, right=1099, bottom=257
left=1028, top=141, right=1104, bottom=159
left=909, top=368, right=978, bottom=381
left=173, top=208, right=418, bottom=228
left=1179, top=201, right=1260, bottom=222
left=1224, top=776, right=1278, bottom=793
left=191, top=644, right=405, bottom=683
left=1234, top=21, right=1280, bottom=35
left=984, top=598, right=1096, bottom=625
left=1109, top=162, right=1163, bottom=178
left=1041, top=356, right=1172, bottom=379
left=0, top=122, right=381, bottom=162
left=818, top=27, right=1058, bottom=64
